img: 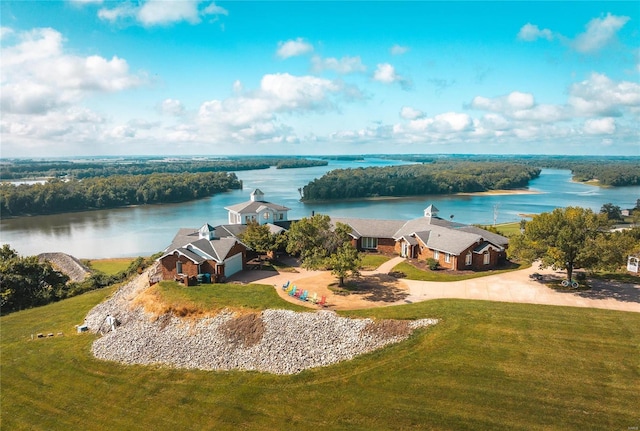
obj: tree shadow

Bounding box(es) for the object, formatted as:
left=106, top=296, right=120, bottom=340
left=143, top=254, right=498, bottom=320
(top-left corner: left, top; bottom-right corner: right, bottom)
left=343, top=274, right=410, bottom=303
left=575, top=279, right=640, bottom=303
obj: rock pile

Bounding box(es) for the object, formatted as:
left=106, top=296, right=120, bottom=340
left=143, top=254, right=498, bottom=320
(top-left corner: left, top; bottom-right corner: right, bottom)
left=38, top=252, right=91, bottom=283
left=86, top=269, right=438, bottom=375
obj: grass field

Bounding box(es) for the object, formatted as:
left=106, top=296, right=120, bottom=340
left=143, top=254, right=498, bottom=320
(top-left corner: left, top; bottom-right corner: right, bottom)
left=145, top=281, right=308, bottom=314
left=2, top=284, right=639, bottom=430
left=360, top=253, right=391, bottom=270
left=88, top=258, right=136, bottom=275
left=392, top=261, right=528, bottom=282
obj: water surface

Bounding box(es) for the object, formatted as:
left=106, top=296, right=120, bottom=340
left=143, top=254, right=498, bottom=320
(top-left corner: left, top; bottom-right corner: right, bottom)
left=1, top=161, right=638, bottom=258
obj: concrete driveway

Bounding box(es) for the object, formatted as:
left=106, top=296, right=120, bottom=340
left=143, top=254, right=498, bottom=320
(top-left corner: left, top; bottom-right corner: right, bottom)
left=402, top=263, right=640, bottom=313
left=229, top=257, right=640, bottom=313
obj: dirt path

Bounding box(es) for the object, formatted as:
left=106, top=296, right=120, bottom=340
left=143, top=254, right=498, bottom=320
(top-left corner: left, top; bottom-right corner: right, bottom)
left=229, top=259, right=640, bottom=313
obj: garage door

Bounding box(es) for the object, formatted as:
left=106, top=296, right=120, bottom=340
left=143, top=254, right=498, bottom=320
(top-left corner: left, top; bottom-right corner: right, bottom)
left=224, top=253, right=243, bottom=278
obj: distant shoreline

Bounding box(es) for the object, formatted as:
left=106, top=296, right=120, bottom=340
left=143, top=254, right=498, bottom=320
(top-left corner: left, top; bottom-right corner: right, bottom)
left=456, top=189, right=542, bottom=196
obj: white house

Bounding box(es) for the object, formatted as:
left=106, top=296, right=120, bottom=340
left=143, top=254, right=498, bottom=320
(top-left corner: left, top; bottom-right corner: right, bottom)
left=224, top=189, right=290, bottom=225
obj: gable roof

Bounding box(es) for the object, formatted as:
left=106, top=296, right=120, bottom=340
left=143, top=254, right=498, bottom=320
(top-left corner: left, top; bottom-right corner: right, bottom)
left=224, top=200, right=290, bottom=214
left=412, top=225, right=484, bottom=255
left=161, top=227, right=246, bottom=263
left=330, top=217, right=405, bottom=239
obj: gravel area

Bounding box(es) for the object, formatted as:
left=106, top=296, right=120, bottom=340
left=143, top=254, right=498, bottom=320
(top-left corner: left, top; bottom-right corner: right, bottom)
left=38, top=252, right=91, bottom=283
left=85, top=268, right=438, bottom=375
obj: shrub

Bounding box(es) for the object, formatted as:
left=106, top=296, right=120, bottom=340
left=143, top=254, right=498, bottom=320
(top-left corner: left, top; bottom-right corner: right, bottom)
left=426, top=258, right=440, bottom=271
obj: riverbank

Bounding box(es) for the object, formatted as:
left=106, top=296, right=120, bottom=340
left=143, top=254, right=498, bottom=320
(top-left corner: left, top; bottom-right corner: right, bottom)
left=456, top=189, right=542, bottom=196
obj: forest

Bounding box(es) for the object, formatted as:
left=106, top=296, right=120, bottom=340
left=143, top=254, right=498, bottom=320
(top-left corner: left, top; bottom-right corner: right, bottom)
left=0, top=157, right=327, bottom=180
left=0, top=172, right=240, bottom=217
left=301, top=161, right=541, bottom=201
left=374, top=155, right=640, bottom=187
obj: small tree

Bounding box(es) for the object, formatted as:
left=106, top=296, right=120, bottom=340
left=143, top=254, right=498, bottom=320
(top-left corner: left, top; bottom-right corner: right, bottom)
left=326, top=243, right=361, bottom=287
left=240, top=221, right=276, bottom=256
left=600, top=203, right=622, bottom=221
left=509, top=207, right=609, bottom=281
left=286, top=214, right=351, bottom=269
left=0, top=245, right=69, bottom=313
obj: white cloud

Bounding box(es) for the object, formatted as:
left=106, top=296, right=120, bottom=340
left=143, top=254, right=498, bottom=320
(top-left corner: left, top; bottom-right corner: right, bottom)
left=431, top=112, right=474, bottom=133
left=583, top=117, right=616, bottom=135
left=311, top=55, right=366, bottom=74
left=276, top=38, right=313, bottom=59
left=138, top=0, right=202, bottom=25
left=568, top=72, right=640, bottom=116
left=105, top=125, right=136, bottom=139
left=390, top=44, right=409, bottom=55
left=400, top=106, right=424, bottom=120
left=159, top=98, right=185, bottom=116
left=373, top=63, right=411, bottom=89
left=470, top=91, right=535, bottom=113
left=0, top=27, right=14, bottom=40
left=98, top=3, right=137, bottom=22
left=517, top=23, right=553, bottom=41
left=98, top=0, right=228, bottom=26
left=572, top=13, right=630, bottom=53
left=0, top=28, right=146, bottom=115
left=196, top=73, right=352, bottom=145
left=373, top=63, right=398, bottom=83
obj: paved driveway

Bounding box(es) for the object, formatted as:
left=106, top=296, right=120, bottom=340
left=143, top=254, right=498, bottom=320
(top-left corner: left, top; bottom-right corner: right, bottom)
left=229, top=258, right=640, bottom=313
left=402, top=263, right=640, bottom=313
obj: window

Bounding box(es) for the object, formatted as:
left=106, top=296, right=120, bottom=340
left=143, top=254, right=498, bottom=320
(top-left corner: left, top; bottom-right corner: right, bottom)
left=483, top=252, right=490, bottom=265
left=445, top=253, right=451, bottom=263
left=245, top=216, right=250, bottom=223
left=263, top=212, right=270, bottom=220
left=433, top=250, right=439, bottom=259
left=465, top=252, right=472, bottom=266
left=176, top=261, right=183, bottom=274
left=279, top=213, right=284, bottom=220
left=361, top=237, right=378, bottom=250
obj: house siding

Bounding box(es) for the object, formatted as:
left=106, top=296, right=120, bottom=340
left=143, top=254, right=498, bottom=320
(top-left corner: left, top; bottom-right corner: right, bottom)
left=159, top=243, right=247, bottom=284
left=377, top=238, right=396, bottom=254
left=160, top=253, right=207, bottom=286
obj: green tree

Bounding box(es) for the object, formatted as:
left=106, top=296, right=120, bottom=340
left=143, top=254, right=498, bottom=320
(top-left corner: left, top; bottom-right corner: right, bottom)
left=509, top=207, right=609, bottom=281
left=0, top=245, right=70, bottom=312
left=239, top=221, right=286, bottom=258
left=583, top=228, right=640, bottom=272
left=326, top=243, right=361, bottom=286
left=600, top=203, right=622, bottom=221
left=286, top=214, right=351, bottom=269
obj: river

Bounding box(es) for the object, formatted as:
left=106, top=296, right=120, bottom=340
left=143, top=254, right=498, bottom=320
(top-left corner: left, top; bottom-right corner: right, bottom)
left=1, top=159, right=638, bottom=258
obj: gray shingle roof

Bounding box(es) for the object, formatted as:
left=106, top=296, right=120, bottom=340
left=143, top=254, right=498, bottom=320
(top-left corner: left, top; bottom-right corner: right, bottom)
left=162, top=227, right=245, bottom=263
left=330, top=217, right=405, bottom=239
left=224, top=200, right=290, bottom=214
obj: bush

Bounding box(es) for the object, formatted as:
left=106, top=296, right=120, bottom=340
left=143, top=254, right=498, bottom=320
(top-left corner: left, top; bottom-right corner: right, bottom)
left=426, top=258, right=440, bottom=271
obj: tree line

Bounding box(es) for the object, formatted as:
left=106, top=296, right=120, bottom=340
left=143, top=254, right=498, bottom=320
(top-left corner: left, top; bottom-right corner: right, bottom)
left=376, top=154, right=640, bottom=187
left=0, top=157, right=329, bottom=180
left=275, top=159, right=328, bottom=169
left=301, top=161, right=541, bottom=201
left=0, top=245, right=157, bottom=314
left=0, top=172, right=241, bottom=217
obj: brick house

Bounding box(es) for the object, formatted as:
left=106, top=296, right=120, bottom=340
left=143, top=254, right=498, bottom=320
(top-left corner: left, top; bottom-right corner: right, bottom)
left=158, top=223, right=248, bottom=285
left=333, top=205, right=508, bottom=271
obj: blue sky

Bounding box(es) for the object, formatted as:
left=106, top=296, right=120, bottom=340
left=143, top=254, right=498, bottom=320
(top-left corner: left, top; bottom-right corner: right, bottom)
left=1, top=1, right=638, bottom=157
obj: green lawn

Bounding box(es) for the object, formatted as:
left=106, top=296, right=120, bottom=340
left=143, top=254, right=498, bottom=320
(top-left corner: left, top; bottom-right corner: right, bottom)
left=2, top=287, right=639, bottom=430
left=88, top=258, right=135, bottom=275
left=490, top=222, right=523, bottom=237
left=152, top=281, right=308, bottom=313
left=392, top=261, right=528, bottom=282
left=360, top=254, right=391, bottom=270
